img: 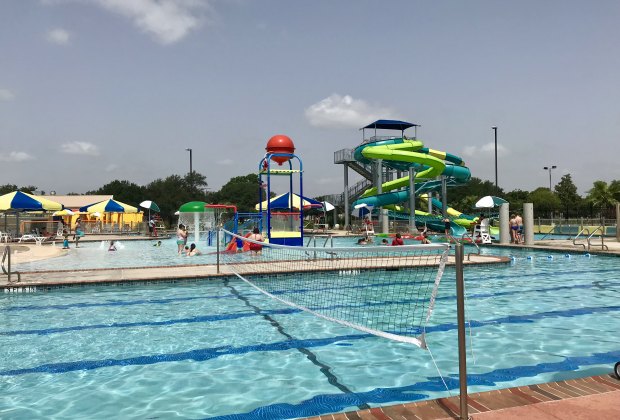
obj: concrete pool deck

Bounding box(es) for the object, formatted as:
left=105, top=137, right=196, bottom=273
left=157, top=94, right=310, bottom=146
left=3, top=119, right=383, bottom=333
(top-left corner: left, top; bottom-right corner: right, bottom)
left=2, top=234, right=619, bottom=419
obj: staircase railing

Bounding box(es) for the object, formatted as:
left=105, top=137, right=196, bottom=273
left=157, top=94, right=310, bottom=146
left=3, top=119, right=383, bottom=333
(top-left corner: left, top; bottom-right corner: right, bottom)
left=2, top=246, right=21, bottom=283
left=586, top=226, right=609, bottom=251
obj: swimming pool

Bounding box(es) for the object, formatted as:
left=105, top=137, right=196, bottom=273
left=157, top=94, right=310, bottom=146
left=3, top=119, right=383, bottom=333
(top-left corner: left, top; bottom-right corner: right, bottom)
left=2, top=247, right=619, bottom=419
left=14, top=235, right=426, bottom=272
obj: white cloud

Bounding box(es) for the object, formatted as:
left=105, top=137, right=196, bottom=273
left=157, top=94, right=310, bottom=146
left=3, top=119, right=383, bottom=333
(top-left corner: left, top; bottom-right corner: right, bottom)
left=60, top=141, right=100, bottom=156
left=0, top=88, right=15, bottom=101
left=93, top=0, right=211, bottom=45
left=46, top=28, right=71, bottom=45
left=0, top=151, right=35, bottom=162
left=217, top=158, right=234, bottom=165
left=305, top=94, right=397, bottom=129
left=105, top=163, right=119, bottom=172
left=462, top=142, right=510, bottom=158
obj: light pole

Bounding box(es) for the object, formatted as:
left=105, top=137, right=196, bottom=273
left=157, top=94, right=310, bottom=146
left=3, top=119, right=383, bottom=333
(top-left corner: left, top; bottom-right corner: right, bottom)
left=492, top=126, right=498, bottom=190
left=186, top=148, right=193, bottom=188
left=543, top=165, right=557, bottom=190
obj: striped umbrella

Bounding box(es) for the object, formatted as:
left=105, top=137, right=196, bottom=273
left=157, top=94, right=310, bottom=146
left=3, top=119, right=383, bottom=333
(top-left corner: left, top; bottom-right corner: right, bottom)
left=79, top=199, right=139, bottom=214
left=0, top=191, right=63, bottom=211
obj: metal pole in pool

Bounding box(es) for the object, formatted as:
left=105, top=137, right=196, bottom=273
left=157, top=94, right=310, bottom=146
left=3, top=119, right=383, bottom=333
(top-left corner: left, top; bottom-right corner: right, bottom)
left=216, top=227, right=220, bottom=274
left=455, top=243, right=468, bottom=420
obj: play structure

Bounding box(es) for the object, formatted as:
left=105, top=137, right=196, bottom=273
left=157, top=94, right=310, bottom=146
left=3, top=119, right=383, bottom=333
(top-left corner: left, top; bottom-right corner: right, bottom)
left=349, top=119, right=477, bottom=236
left=257, top=135, right=307, bottom=246
left=178, top=202, right=238, bottom=245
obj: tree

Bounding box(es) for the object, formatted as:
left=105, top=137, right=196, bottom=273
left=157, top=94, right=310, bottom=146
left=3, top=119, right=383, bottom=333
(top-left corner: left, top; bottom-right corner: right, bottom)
left=0, top=184, right=38, bottom=195
left=87, top=180, right=146, bottom=207
left=528, top=187, right=561, bottom=218
left=449, top=177, right=503, bottom=213
left=503, top=189, right=529, bottom=214
left=586, top=180, right=619, bottom=219
left=211, top=174, right=264, bottom=212
left=145, top=173, right=209, bottom=225
left=554, top=174, right=582, bottom=219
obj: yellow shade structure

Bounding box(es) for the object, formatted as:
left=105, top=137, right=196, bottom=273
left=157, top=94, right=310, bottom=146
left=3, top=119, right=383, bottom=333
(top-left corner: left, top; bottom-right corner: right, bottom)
left=0, top=191, right=63, bottom=211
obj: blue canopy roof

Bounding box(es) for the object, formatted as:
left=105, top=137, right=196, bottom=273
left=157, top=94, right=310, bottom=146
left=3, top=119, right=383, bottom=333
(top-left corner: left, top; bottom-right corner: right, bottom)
left=361, top=119, right=418, bottom=131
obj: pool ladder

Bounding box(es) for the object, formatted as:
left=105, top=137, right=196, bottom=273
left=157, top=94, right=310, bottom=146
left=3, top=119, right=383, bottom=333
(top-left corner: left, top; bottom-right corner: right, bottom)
left=573, top=226, right=609, bottom=251
left=460, top=232, right=480, bottom=261
left=2, top=246, right=21, bottom=283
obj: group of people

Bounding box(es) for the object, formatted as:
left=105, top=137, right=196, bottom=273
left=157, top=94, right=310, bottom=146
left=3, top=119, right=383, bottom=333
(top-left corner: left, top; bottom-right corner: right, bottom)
left=176, top=224, right=202, bottom=256
left=357, top=230, right=430, bottom=246
left=510, top=213, right=524, bottom=244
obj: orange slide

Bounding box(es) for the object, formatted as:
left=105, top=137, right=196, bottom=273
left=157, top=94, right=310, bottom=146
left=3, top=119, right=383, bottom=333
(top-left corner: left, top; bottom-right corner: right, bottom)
left=225, top=233, right=251, bottom=252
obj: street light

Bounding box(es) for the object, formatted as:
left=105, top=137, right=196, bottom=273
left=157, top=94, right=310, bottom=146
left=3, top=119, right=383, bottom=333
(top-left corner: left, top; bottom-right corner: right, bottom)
left=543, top=165, right=557, bottom=190
left=186, top=148, right=193, bottom=187
left=492, top=126, right=498, bottom=190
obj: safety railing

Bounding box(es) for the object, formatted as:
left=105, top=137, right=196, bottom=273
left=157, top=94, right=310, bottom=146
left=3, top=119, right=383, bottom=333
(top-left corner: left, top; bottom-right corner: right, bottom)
left=538, top=225, right=562, bottom=240
left=305, top=234, right=334, bottom=248
left=461, top=232, right=480, bottom=261
left=2, top=246, right=21, bottom=283
left=586, top=226, right=609, bottom=251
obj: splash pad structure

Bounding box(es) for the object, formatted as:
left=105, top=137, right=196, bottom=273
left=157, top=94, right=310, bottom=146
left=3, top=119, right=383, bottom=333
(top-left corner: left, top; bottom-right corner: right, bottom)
left=259, top=134, right=306, bottom=246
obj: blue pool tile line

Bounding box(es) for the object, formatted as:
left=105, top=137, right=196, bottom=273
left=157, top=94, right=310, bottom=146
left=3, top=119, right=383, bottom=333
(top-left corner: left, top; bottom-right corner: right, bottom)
left=206, top=349, right=620, bottom=420
left=2, top=304, right=619, bottom=374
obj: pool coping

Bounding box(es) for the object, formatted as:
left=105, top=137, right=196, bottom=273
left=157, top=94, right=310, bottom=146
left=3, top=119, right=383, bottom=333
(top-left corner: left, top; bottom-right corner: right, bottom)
left=303, top=373, right=620, bottom=419
left=1, top=254, right=511, bottom=290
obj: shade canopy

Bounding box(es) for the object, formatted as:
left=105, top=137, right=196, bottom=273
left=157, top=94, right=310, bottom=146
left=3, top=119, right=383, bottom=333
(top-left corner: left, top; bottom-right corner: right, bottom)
left=255, top=193, right=323, bottom=211
left=79, top=198, right=139, bottom=213
left=179, top=201, right=207, bottom=213
left=139, top=200, right=161, bottom=212
left=361, top=119, right=418, bottom=131
left=0, top=191, right=64, bottom=212
left=475, top=196, right=508, bottom=209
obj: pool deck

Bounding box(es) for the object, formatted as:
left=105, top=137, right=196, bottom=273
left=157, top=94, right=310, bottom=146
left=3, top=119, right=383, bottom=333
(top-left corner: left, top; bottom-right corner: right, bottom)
left=2, top=234, right=620, bottom=419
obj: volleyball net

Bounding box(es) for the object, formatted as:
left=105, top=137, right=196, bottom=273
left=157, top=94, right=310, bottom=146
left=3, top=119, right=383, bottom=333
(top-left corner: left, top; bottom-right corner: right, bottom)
left=220, top=230, right=450, bottom=349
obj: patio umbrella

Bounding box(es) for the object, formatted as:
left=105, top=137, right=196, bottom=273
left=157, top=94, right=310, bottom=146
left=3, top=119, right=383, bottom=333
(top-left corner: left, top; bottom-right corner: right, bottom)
left=139, top=200, right=160, bottom=212
left=0, top=191, right=63, bottom=211
left=140, top=200, right=160, bottom=222
left=322, top=201, right=335, bottom=227
left=351, top=203, right=373, bottom=218
left=475, top=196, right=508, bottom=209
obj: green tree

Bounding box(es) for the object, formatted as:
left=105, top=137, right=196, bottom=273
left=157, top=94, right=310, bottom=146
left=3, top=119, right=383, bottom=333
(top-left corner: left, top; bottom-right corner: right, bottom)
left=449, top=177, right=504, bottom=212
left=503, top=189, right=529, bottom=214
left=554, top=174, right=582, bottom=218
left=0, top=184, right=38, bottom=195
left=211, top=174, right=265, bottom=213
left=528, top=187, right=561, bottom=218
left=586, top=180, right=619, bottom=219
left=87, top=180, right=146, bottom=207
left=144, top=173, right=209, bottom=225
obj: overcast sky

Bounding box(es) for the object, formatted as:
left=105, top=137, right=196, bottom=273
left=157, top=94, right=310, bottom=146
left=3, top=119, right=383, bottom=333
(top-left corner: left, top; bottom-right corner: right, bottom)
left=1, top=0, right=619, bottom=198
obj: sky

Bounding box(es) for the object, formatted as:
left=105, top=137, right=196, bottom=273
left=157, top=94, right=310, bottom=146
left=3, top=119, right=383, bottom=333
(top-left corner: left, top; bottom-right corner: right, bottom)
left=1, top=0, right=619, bottom=198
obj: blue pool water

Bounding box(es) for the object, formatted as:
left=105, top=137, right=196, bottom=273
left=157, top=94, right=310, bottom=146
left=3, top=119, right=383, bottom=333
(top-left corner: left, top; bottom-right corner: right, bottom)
left=2, top=247, right=619, bottom=419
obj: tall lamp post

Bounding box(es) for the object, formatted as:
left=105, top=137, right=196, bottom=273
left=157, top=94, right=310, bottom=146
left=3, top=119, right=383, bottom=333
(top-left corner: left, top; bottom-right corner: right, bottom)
left=492, top=126, right=498, bottom=190
left=186, top=148, right=193, bottom=187
left=543, top=165, right=557, bottom=190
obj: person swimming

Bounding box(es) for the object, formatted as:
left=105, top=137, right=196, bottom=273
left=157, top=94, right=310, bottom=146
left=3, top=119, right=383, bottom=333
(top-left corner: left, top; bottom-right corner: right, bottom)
left=108, top=240, right=117, bottom=251
left=153, top=240, right=162, bottom=247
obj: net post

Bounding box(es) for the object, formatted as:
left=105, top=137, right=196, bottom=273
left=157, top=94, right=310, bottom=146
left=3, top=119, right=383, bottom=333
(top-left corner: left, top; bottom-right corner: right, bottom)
left=455, top=243, right=468, bottom=419
left=216, top=227, right=220, bottom=274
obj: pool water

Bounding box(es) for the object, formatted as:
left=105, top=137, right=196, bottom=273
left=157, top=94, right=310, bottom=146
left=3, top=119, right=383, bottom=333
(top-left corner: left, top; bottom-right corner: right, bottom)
left=2, top=247, right=619, bottom=419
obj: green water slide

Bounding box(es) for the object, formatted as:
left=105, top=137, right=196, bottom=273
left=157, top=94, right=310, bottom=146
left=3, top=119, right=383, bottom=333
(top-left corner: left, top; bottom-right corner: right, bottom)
left=351, top=137, right=472, bottom=236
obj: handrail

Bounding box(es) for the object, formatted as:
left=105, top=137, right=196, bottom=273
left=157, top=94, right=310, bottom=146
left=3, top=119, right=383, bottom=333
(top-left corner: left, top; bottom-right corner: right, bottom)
left=461, top=232, right=480, bottom=261
left=572, top=228, right=589, bottom=250
left=2, top=246, right=21, bottom=283
left=586, top=226, right=609, bottom=251
left=539, top=224, right=560, bottom=240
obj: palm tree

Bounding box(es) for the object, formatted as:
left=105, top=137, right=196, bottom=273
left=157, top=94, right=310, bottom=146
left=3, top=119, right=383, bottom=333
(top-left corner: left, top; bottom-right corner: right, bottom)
left=586, top=181, right=618, bottom=219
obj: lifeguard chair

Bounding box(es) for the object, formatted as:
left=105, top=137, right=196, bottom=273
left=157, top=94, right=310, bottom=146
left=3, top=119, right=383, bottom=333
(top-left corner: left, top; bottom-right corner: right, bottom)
left=473, top=218, right=492, bottom=244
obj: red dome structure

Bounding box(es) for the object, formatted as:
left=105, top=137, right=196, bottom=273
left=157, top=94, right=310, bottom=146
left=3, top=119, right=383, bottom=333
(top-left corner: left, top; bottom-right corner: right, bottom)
left=265, top=135, right=295, bottom=165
